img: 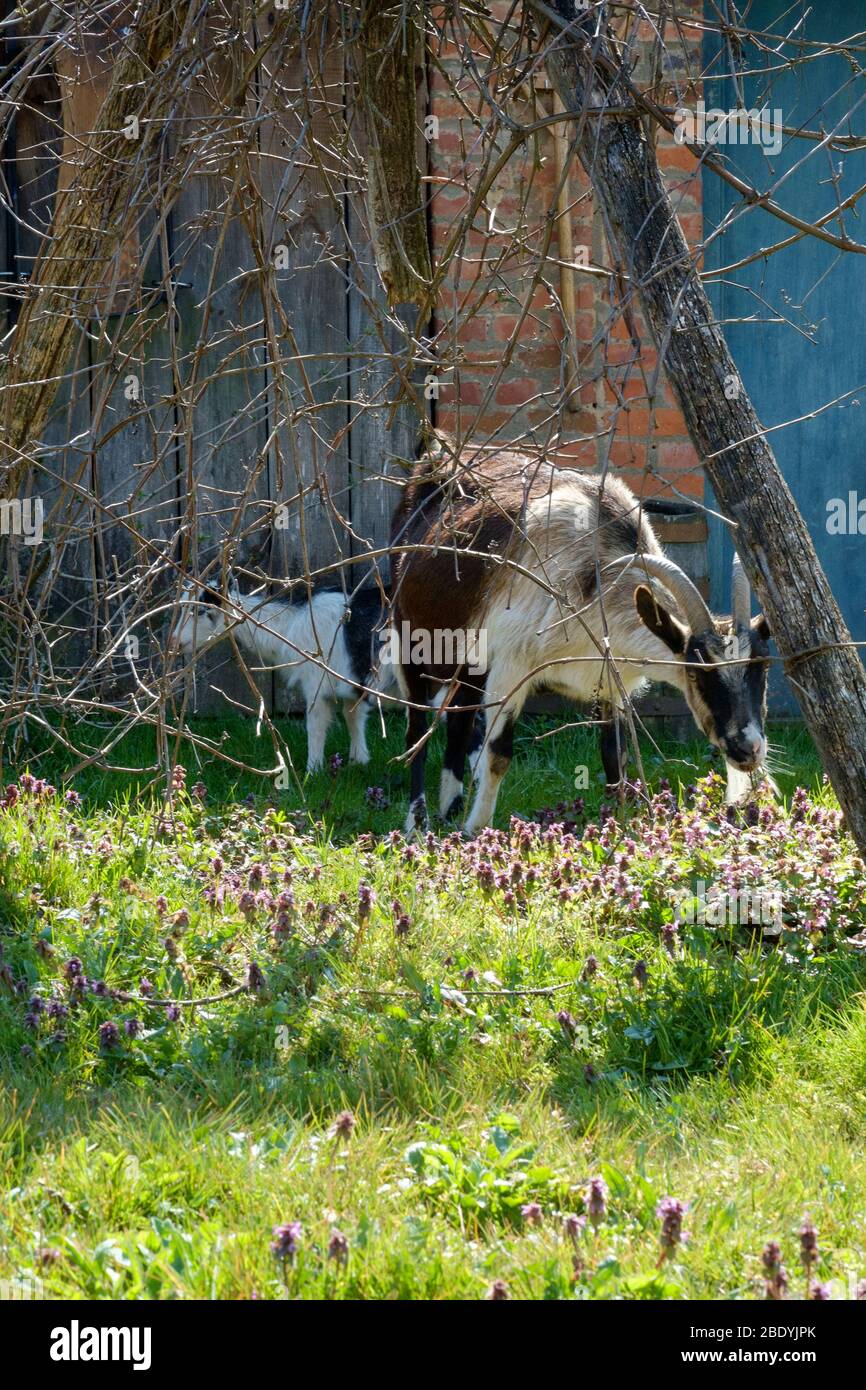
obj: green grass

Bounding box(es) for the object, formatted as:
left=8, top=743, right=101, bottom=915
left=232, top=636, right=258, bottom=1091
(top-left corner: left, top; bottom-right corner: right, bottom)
left=1, top=713, right=863, bottom=1302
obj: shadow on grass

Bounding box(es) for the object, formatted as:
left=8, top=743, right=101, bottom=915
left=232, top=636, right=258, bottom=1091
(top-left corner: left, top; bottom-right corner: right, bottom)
left=3, top=713, right=822, bottom=845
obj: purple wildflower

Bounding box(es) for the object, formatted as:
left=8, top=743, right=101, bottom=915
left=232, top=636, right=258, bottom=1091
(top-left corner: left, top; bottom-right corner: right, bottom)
left=485, top=1278, right=510, bottom=1301
left=657, top=1196, right=686, bottom=1259
left=245, top=960, right=266, bottom=994
left=521, top=1202, right=543, bottom=1227
left=586, top=1176, right=608, bottom=1229
left=563, top=1213, right=586, bottom=1244
left=799, top=1217, right=818, bottom=1274
left=270, top=1221, right=302, bottom=1262
left=330, top=1110, right=355, bottom=1142
left=328, top=1229, right=350, bottom=1264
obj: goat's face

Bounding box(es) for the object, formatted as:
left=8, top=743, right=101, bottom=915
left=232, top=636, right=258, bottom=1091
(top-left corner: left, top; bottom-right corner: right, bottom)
left=634, top=585, right=771, bottom=772
left=172, top=583, right=231, bottom=657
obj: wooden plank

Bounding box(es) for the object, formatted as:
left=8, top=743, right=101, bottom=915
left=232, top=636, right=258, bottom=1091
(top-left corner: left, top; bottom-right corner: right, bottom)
left=345, top=26, right=428, bottom=577
left=9, top=39, right=95, bottom=691
left=169, top=28, right=272, bottom=715
left=44, top=24, right=179, bottom=704
left=258, top=17, right=351, bottom=579
left=257, top=15, right=351, bottom=711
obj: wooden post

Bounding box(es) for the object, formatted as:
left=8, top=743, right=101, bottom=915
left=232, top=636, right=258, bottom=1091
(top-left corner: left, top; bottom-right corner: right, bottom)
left=532, top=0, right=866, bottom=856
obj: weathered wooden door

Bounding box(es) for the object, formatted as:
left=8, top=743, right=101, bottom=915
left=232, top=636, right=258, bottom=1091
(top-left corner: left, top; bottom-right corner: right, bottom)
left=1, top=11, right=425, bottom=716
left=703, top=1, right=866, bottom=709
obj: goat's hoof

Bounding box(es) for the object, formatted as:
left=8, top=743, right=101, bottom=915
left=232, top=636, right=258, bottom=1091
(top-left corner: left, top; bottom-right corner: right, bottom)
left=349, top=752, right=370, bottom=766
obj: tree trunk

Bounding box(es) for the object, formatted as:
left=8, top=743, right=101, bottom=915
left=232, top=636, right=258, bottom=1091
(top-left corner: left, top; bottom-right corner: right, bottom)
left=534, top=1, right=866, bottom=853
left=356, top=1, right=432, bottom=308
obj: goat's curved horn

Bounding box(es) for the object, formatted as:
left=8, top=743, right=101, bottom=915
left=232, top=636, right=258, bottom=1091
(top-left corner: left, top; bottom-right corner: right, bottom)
left=731, top=551, right=751, bottom=629
left=601, top=553, right=714, bottom=634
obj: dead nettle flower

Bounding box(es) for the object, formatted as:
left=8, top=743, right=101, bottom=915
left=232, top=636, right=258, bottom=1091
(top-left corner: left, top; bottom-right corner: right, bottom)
left=238, top=890, right=257, bottom=921
left=328, top=753, right=343, bottom=778
left=329, top=1110, right=355, bottom=1143
left=139, top=978, right=154, bottom=997
left=36, top=1246, right=61, bottom=1268
left=172, top=908, right=190, bottom=935
left=124, top=1017, right=142, bottom=1039
left=810, top=1282, right=831, bottom=1301
left=583, top=1063, right=599, bottom=1086
left=165, top=1003, right=181, bottom=1023
left=521, top=1202, right=543, bottom=1227
left=245, top=960, right=266, bottom=995
left=563, top=1213, right=586, bottom=1245
left=35, top=937, right=54, bottom=961
left=328, top=1229, right=350, bottom=1265
left=632, top=959, right=648, bottom=990
left=557, top=1010, right=578, bottom=1044
left=364, top=785, right=388, bottom=810
left=64, top=789, right=82, bottom=810
left=485, top=1278, right=510, bottom=1301
left=63, top=957, right=83, bottom=982
left=393, top=900, right=411, bottom=937
left=191, top=782, right=207, bottom=803
left=155, top=895, right=168, bottom=917
left=799, top=1216, right=819, bottom=1281
left=98, top=1020, right=120, bottom=1050
left=581, top=955, right=598, bottom=982
left=761, top=1241, right=788, bottom=1301
left=210, top=856, right=224, bottom=877
left=586, top=1176, right=609, bottom=1230
left=68, top=971, right=88, bottom=1001
left=656, top=1196, right=686, bottom=1261
left=270, top=1221, right=302, bottom=1262
left=662, top=922, right=679, bottom=958
left=357, top=883, right=374, bottom=923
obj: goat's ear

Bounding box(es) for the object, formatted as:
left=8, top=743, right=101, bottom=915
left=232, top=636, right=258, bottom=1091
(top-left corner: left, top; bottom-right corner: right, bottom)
left=751, top=613, right=770, bottom=641
left=634, top=585, right=687, bottom=654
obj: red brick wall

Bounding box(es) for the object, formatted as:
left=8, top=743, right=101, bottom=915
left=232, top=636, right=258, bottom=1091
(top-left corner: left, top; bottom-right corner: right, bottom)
left=426, top=3, right=705, bottom=508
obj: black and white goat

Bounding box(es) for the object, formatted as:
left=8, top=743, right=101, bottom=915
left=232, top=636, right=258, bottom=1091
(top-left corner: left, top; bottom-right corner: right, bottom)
left=173, top=577, right=395, bottom=772
left=390, top=440, right=772, bottom=835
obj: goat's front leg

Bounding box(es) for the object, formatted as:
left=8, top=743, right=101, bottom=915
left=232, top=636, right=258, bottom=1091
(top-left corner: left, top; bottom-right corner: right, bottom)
left=464, top=678, right=524, bottom=836
left=402, top=666, right=430, bottom=835
left=305, top=695, right=335, bottom=773
left=343, top=696, right=370, bottom=765
left=439, top=707, right=477, bottom=820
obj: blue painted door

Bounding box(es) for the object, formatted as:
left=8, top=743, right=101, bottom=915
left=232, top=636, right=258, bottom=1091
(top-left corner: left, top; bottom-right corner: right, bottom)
left=703, top=3, right=866, bottom=709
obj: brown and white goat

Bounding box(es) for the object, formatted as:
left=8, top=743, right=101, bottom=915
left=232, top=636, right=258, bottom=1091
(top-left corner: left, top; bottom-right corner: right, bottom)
left=389, top=440, right=771, bottom=835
